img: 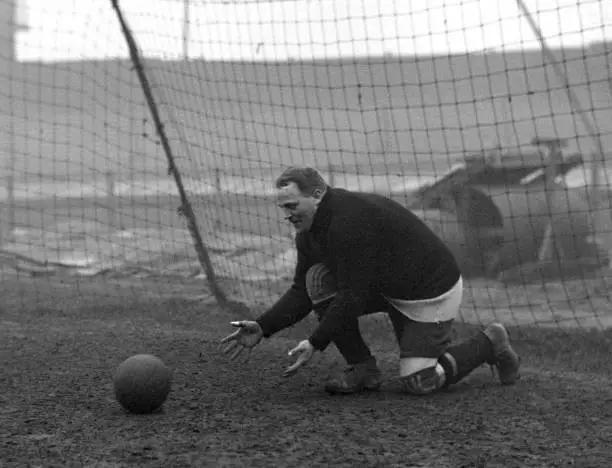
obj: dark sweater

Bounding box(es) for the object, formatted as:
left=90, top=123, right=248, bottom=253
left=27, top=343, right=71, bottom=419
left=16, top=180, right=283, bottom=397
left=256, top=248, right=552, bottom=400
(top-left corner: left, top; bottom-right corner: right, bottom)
left=256, top=187, right=461, bottom=351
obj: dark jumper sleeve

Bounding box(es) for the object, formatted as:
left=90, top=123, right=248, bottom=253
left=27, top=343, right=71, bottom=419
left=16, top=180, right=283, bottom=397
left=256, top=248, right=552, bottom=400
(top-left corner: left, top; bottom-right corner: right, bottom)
left=255, top=236, right=314, bottom=337
left=307, top=217, right=381, bottom=351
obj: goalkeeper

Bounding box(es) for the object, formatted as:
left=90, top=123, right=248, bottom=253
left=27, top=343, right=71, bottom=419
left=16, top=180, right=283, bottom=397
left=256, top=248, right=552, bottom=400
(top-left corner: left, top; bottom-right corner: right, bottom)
left=221, top=166, right=520, bottom=395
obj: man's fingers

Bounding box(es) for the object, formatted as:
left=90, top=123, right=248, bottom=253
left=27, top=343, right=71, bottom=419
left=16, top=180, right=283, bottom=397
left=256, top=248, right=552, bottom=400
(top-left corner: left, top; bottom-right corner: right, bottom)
left=229, top=346, right=244, bottom=361
left=220, top=330, right=241, bottom=344
left=283, top=362, right=302, bottom=377
left=283, top=364, right=299, bottom=377
left=223, top=341, right=238, bottom=355
left=240, top=347, right=252, bottom=363
left=283, top=356, right=307, bottom=377
left=288, top=343, right=305, bottom=356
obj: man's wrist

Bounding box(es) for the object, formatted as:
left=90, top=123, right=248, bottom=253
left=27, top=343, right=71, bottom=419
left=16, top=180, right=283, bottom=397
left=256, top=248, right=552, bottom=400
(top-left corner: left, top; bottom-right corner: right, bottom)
left=308, top=336, right=328, bottom=352
left=255, top=318, right=271, bottom=338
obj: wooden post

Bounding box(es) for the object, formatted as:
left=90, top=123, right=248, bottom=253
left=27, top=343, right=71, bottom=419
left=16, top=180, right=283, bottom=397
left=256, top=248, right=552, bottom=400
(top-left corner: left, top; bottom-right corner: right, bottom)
left=517, top=0, right=610, bottom=267
left=182, top=0, right=190, bottom=61
left=328, top=163, right=335, bottom=187
left=589, top=150, right=612, bottom=268
left=7, top=175, right=15, bottom=237
left=1, top=175, right=16, bottom=247
left=214, top=168, right=222, bottom=231
left=215, top=168, right=221, bottom=193
left=105, top=171, right=116, bottom=229
left=380, top=83, right=393, bottom=156
left=532, top=137, right=566, bottom=262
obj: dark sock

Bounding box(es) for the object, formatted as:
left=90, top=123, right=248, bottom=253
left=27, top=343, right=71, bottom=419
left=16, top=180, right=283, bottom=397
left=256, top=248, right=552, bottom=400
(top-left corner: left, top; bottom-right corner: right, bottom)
left=438, top=331, right=494, bottom=386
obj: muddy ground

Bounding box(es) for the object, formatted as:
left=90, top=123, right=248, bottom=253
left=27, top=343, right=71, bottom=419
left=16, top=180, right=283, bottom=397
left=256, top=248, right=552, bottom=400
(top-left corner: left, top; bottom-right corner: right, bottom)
left=2, top=275, right=612, bottom=467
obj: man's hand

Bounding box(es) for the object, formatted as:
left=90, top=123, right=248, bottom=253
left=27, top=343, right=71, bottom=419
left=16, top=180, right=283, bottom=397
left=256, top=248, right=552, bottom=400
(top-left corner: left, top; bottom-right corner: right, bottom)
left=220, top=321, right=264, bottom=361
left=283, top=340, right=315, bottom=377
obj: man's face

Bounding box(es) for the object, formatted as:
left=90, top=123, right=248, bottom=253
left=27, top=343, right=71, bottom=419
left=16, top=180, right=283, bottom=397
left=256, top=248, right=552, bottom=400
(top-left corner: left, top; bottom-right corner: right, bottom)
left=277, top=182, right=323, bottom=232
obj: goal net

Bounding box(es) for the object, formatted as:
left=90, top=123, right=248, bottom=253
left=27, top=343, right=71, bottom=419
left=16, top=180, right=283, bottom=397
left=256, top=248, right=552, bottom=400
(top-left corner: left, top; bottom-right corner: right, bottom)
left=1, top=0, right=611, bottom=328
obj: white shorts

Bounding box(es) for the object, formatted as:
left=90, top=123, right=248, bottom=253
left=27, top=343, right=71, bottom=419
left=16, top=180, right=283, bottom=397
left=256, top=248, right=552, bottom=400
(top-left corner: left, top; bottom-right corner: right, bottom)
left=384, top=276, right=463, bottom=377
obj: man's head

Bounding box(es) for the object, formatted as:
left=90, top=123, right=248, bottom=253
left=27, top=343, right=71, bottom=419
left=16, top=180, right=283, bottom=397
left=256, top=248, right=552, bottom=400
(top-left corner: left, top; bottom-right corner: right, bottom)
left=275, top=166, right=328, bottom=232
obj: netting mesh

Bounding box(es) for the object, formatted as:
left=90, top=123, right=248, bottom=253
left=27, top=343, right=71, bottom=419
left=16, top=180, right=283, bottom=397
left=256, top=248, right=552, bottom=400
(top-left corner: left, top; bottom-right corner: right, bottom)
left=0, top=0, right=611, bottom=327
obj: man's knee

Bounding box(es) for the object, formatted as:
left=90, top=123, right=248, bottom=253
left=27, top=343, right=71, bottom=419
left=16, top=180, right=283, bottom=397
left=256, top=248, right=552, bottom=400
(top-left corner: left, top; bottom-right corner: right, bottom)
left=399, top=363, right=447, bottom=396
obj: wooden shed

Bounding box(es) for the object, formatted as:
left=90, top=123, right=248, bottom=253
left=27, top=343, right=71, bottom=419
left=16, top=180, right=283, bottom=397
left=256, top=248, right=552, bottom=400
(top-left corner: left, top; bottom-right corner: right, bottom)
left=410, top=139, right=607, bottom=282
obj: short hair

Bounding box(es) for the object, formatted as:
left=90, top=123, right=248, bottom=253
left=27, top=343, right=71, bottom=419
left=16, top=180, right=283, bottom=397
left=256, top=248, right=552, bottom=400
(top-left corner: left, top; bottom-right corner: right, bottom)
left=275, top=166, right=328, bottom=195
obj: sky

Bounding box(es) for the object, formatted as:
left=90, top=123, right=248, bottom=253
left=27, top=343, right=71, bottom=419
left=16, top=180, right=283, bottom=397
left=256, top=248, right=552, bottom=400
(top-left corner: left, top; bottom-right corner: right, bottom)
left=14, top=0, right=612, bottom=62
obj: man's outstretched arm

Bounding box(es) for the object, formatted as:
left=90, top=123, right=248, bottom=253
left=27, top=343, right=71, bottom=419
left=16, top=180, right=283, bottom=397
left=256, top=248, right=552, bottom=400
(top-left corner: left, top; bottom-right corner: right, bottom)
left=255, top=239, right=314, bottom=337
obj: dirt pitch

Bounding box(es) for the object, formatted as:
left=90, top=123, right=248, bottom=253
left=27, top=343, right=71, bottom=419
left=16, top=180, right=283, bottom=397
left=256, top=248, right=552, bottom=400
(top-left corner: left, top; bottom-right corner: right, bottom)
left=2, top=275, right=612, bottom=468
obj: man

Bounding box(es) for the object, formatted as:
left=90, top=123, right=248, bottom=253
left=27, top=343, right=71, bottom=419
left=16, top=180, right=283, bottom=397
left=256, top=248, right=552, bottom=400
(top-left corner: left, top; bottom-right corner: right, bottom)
left=221, top=166, right=520, bottom=395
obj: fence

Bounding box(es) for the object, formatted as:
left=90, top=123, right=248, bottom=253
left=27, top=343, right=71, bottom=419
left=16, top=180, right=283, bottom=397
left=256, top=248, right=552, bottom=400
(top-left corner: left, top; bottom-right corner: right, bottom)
left=0, top=0, right=611, bottom=328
